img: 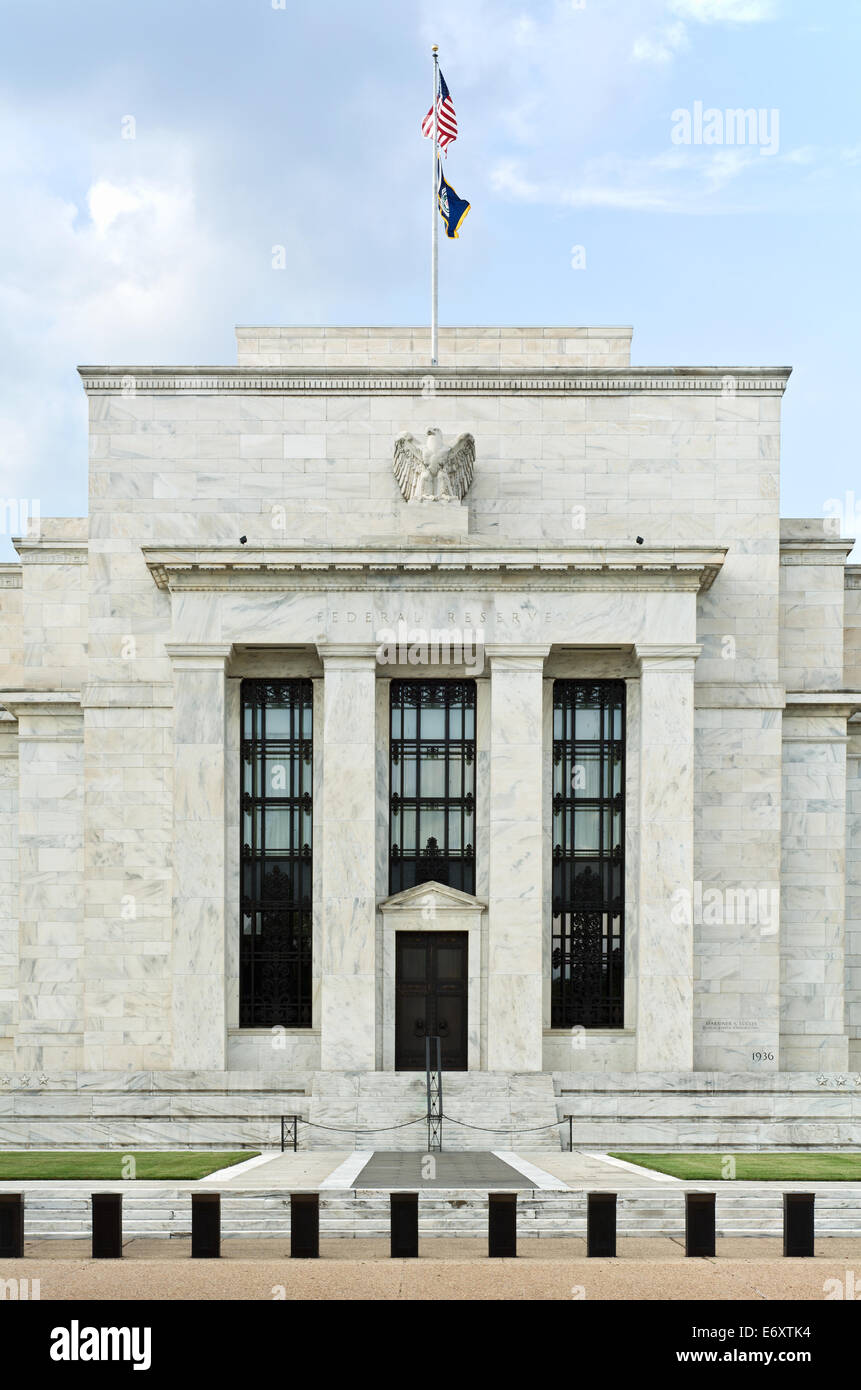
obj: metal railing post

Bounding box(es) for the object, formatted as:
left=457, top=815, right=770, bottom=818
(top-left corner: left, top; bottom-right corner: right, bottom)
left=281, top=1115, right=298, bottom=1152
left=425, top=1035, right=443, bottom=1152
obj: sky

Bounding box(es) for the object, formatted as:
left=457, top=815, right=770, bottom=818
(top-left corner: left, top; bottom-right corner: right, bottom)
left=0, top=0, right=859, bottom=558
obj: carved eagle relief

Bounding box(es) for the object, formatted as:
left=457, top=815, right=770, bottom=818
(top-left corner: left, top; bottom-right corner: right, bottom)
left=393, top=427, right=476, bottom=504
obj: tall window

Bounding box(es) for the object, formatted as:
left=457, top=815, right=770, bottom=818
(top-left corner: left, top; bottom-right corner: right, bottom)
left=240, top=680, right=313, bottom=1027
left=552, top=681, right=625, bottom=1028
left=389, top=680, right=475, bottom=895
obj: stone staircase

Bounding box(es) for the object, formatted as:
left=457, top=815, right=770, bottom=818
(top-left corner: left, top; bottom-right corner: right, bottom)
left=554, top=1073, right=861, bottom=1151
left=15, top=1186, right=861, bottom=1240
left=305, top=1071, right=563, bottom=1151
left=3, top=1068, right=861, bottom=1152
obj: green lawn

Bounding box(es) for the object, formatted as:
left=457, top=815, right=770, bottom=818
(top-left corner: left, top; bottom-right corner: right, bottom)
left=0, top=1151, right=258, bottom=1180
left=611, top=1152, right=861, bottom=1182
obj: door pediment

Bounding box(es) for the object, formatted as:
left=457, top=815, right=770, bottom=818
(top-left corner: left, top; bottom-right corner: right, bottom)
left=380, top=880, right=486, bottom=915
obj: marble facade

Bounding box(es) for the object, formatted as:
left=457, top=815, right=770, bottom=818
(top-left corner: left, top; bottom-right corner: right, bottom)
left=0, top=324, right=859, bottom=1090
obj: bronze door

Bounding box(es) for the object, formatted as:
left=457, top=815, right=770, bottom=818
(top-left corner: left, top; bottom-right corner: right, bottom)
left=395, top=932, right=468, bottom=1071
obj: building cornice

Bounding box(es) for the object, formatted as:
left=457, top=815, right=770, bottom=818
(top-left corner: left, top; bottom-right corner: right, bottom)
left=79, top=365, right=792, bottom=396
left=784, top=691, right=861, bottom=717
left=12, top=540, right=88, bottom=565
left=0, top=691, right=82, bottom=726
left=142, top=542, right=726, bottom=595
left=780, top=538, right=856, bottom=564
left=0, top=564, right=22, bottom=588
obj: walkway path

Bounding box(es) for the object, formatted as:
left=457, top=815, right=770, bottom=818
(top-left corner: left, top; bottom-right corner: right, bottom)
left=8, top=1237, right=861, bottom=1300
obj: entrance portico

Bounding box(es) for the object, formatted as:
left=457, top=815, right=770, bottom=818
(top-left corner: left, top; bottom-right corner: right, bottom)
left=146, top=540, right=717, bottom=1075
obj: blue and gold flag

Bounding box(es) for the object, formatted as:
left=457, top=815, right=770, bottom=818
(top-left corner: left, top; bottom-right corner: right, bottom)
left=437, top=160, right=470, bottom=239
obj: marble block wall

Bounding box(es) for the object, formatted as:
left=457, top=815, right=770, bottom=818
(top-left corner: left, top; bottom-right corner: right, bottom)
left=781, top=704, right=849, bottom=1070
left=0, top=716, right=18, bottom=1067
left=7, top=326, right=858, bottom=1078
left=82, top=687, right=174, bottom=1071
left=318, top=647, right=377, bottom=1071
left=848, top=720, right=861, bottom=1069
left=693, top=691, right=782, bottom=1071
left=845, top=568, right=861, bottom=1067
left=846, top=569, right=861, bottom=689
left=168, top=646, right=231, bottom=1070
left=635, top=646, right=698, bottom=1071
left=235, top=325, right=635, bottom=370
left=486, top=647, right=547, bottom=1072
left=779, top=520, right=854, bottom=690
left=0, top=562, right=22, bottom=679
left=777, top=527, right=854, bottom=1070
left=14, top=519, right=88, bottom=691
left=9, top=697, right=85, bottom=1071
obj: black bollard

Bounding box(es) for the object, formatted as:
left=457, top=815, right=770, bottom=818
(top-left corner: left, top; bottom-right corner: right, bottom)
left=0, top=1194, right=24, bottom=1258
left=685, top=1192, right=716, bottom=1257
left=390, top=1193, right=419, bottom=1258
left=488, top=1193, right=517, bottom=1258
left=783, top=1193, right=815, bottom=1257
left=91, top=1193, right=123, bottom=1259
left=587, top=1192, right=617, bottom=1257
left=191, top=1193, right=221, bottom=1258
left=290, top=1193, right=319, bottom=1258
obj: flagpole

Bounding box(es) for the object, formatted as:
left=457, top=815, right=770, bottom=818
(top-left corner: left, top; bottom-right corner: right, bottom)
left=431, top=45, right=439, bottom=366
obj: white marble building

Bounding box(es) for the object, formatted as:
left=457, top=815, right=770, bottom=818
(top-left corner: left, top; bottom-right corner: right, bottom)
left=1, top=324, right=860, bottom=1140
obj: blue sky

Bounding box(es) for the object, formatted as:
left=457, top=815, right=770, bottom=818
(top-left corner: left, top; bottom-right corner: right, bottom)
left=1, top=0, right=859, bottom=558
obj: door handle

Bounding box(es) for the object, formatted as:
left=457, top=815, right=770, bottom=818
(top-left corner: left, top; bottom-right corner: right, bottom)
left=439, top=1019, right=449, bottom=1036
left=413, top=1019, right=426, bottom=1036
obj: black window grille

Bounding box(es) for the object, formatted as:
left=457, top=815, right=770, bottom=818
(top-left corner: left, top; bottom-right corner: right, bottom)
left=552, top=680, right=625, bottom=1028
left=389, top=680, right=475, bottom=895
left=240, top=679, right=313, bottom=1027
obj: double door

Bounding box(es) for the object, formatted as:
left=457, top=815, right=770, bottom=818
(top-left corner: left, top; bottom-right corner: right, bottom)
left=394, top=931, right=467, bottom=1071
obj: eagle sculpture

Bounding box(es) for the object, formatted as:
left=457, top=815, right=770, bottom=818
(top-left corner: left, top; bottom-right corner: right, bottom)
left=393, top=427, right=476, bottom=504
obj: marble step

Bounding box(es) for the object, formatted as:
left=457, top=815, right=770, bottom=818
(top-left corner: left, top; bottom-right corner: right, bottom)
left=14, top=1188, right=861, bottom=1239
left=306, top=1071, right=563, bottom=1151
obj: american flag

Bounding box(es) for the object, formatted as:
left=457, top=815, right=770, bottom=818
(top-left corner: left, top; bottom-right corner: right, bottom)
left=421, top=70, right=457, bottom=152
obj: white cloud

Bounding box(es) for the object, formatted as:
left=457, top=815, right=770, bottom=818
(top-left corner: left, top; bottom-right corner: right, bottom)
left=489, top=141, right=817, bottom=214
left=0, top=122, right=241, bottom=543
left=782, top=146, right=818, bottom=165
left=632, top=21, right=689, bottom=64
left=669, top=0, right=778, bottom=22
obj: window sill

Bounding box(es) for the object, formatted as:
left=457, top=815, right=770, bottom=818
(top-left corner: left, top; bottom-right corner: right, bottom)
left=543, top=1028, right=635, bottom=1037
left=228, top=1027, right=319, bottom=1036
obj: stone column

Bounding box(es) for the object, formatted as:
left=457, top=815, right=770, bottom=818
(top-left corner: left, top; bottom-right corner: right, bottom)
left=166, top=644, right=231, bottom=1071
left=780, top=697, right=854, bottom=1070
left=634, top=644, right=700, bottom=1071
left=486, top=645, right=549, bottom=1073
left=0, top=714, right=18, bottom=1069
left=317, top=644, right=377, bottom=1071
left=2, top=694, right=84, bottom=1072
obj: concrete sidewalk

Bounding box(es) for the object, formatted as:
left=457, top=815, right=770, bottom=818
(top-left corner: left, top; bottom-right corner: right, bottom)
left=7, top=1237, right=861, bottom=1300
